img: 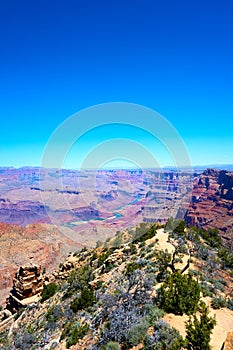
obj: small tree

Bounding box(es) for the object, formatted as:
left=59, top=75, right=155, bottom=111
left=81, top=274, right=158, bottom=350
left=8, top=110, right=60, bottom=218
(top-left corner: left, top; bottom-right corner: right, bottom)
left=165, top=217, right=185, bottom=235
left=158, top=271, right=200, bottom=315
left=41, top=282, right=57, bottom=302
left=70, top=286, right=95, bottom=312
left=185, top=301, right=216, bottom=350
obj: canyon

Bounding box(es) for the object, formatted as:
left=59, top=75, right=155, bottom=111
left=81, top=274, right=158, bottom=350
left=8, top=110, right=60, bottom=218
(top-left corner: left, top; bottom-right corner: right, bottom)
left=185, top=169, right=233, bottom=238
left=0, top=166, right=233, bottom=306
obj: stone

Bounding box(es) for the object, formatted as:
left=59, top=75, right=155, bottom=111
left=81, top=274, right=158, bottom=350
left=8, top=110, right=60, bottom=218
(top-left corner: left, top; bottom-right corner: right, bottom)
left=0, top=309, right=12, bottom=322
left=6, top=263, right=44, bottom=313
left=222, top=332, right=233, bottom=350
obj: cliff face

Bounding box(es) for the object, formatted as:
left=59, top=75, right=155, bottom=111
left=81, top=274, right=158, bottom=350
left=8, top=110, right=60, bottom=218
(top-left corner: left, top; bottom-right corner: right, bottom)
left=0, top=200, right=49, bottom=226
left=218, top=170, right=233, bottom=200
left=185, top=169, right=233, bottom=236
left=0, top=222, right=82, bottom=306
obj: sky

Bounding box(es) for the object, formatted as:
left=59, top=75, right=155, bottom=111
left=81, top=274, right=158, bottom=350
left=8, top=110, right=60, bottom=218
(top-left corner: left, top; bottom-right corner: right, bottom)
left=1, top=0, right=233, bottom=169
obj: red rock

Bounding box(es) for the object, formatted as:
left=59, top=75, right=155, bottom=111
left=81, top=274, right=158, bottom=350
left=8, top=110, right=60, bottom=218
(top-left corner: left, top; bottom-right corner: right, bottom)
left=185, top=169, right=233, bottom=239
left=0, top=222, right=82, bottom=306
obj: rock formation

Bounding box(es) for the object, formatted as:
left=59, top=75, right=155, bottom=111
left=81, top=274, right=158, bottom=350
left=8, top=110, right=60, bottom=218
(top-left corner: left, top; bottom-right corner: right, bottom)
left=100, top=190, right=118, bottom=201
left=0, top=309, right=12, bottom=323
left=0, top=200, right=50, bottom=226
left=6, top=264, right=44, bottom=313
left=185, top=169, right=233, bottom=238
left=53, top=253, right=81, bottom=279
left=222, top=332, right=233, bottom=350
left=73, top=206, right=99, bottom=220
left=0, top=222, right=82, bottom=305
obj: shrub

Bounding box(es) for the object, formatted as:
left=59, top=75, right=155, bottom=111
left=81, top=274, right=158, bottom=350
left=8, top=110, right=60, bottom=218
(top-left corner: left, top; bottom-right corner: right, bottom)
left=97, top=252, right=111, bottom=267
left=211, top=280, right=224, bottom=293
left=218, top=247, right=233, bottom=269
left=199, top=282, right=214, bottom=298
left=165, top=217, right=186, bottom=236
left=133, top=223, right=158, bottom=243
left=139, top=241, right=146, bottom=248
left=125, top=318, right=149, bottom=347
left=70, top=286, right=95, bottom=312
left=93, top=270, right=155, bottom=346
left=155, top=249, right=172, bottom=282
left=185, top=301, right=216, bottom=350
left=174, top=220, right=186, bottom=235
left=66, top=323, right=89, bottom=348
left=227, top=298, right=233, bottom=310
left=158, top=271, right=200, bottom=315
left=64, top=265, right=94, bottom=298
left=129, top=243, right=138, bottom=254
left=211, top=296, right=227, bottom=309
left=45, top=305, right=63, bottom=322
left=145, top=304, right=164, bottom=324
left=144, top=320, right=184, bottom=350
left=103, top=342, right=121, bottom=350
left=126, top=262, right=141, bottom=275
left=196, top=244, right=209, bottom=260
left=41, top=282, right=57, bottom=302
left=14, top=308, right=25, bottom=320
left=187, top=228, right=200, bottom=243
left=14, top=331, right=37, bottom=349
left=199, top=228, right=222, bottom=248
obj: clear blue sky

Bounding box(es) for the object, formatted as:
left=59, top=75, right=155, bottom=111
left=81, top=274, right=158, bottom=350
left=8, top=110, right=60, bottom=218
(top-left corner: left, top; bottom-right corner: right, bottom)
left=1, top=0, right=233, bottom=168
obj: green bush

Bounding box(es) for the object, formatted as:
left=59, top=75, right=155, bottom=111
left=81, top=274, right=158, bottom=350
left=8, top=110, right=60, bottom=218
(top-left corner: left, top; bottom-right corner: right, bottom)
left=126, top=262, right=141, bottom=275
left=165, top=217, right=186, bottom=236
left=218, top=247, right=233, bottom=269
left=66, top=323, right=89, bottom=348
left=64, top=265, right=94, bottom=299
left=45, top=305, right=63, bottom=322
left=174, top=220, right=186, bottom=235
left=185, top=301, right=216, bottom=350
left=97, top=250, right=114, bottom=267
left=14, top=308, right=24, bottom=320
left=227, top=298, right=233, bottom=310
left=104, top=342, right=121, bottom=350
left=211, top=296, right=227, bottom=309
left=70, top=286, right=95, bottom=312
left=199, top=227, right=222, bottom=248
left=158, top=271, right=200, bottom=315
left=133, top=223, right=158, bottom=243
left=144, top=320, right=184, bottom=350
left=41, top=282, right=57, bottom=302
left=129, top=243, right=138, bottom=254
left=125, top=318, right=149, bottom=347
left=199, top=282, right=214, bottom=298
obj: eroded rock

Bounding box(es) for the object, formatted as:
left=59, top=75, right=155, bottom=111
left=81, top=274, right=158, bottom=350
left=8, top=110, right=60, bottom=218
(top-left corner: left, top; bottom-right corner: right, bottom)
left=6, top=264, right=44, bottom=313
left=222, top=332, right=233, bottom=350
left=185, top=169, right=233, bottom=237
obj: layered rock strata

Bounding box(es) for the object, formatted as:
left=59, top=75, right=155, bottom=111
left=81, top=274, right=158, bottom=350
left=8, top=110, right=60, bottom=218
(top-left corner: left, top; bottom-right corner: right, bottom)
left=6, top=264, right=44, bottom=313
left=185, top=169, right=233, bottom=237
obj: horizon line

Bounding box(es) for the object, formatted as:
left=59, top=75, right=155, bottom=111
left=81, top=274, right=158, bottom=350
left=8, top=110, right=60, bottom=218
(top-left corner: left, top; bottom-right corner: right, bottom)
left=0, top=163, right=233, bottom=171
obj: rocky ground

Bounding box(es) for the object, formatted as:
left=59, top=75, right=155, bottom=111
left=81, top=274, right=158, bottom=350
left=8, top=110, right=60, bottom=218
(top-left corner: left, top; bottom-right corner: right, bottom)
left=0, top=221, right=233, bottom=349
left=0, top=222, right=82, bottom=306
